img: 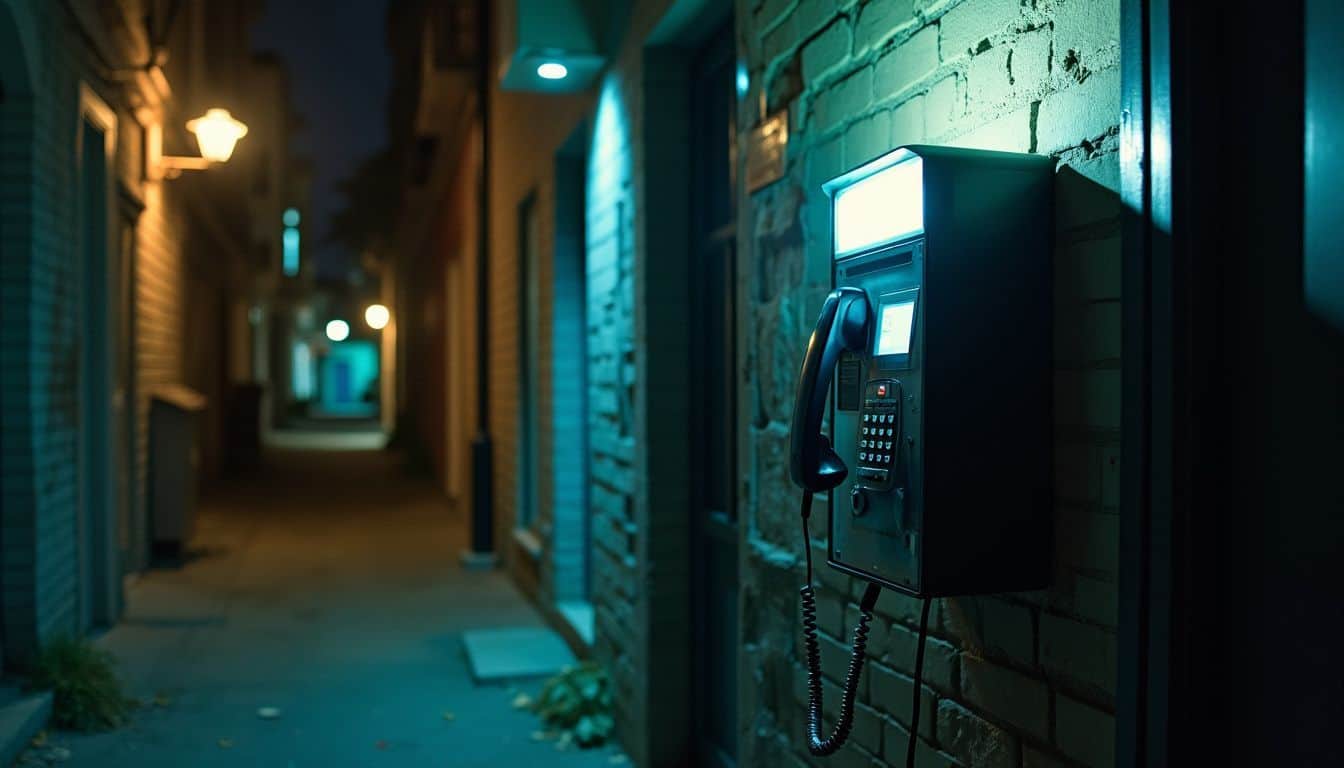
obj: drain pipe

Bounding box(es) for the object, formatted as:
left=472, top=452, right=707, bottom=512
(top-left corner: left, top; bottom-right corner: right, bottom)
left=465, top=0, right=495, bottom=568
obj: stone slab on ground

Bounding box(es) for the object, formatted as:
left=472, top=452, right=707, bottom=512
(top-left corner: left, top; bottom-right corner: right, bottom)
left=462, top=627, right=577, bottom=683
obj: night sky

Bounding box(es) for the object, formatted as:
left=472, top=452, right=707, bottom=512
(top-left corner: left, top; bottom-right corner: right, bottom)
left=252, top=0, right=391, bottom=281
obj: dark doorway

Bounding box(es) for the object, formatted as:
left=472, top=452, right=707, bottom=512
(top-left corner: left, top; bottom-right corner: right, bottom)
left=517, top=194, right=540, bottom=533
left=688, top=19, right=738, bottom=768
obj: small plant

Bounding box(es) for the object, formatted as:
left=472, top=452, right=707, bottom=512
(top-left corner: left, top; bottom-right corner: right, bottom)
left=28, top=635, right=135, bottom=731
left=533, top=662, right=615, bottom=748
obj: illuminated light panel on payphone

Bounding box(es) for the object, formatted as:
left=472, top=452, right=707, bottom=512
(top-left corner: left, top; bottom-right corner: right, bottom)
left=875, top=300, right=916, bottom=356
left=833, top=151, right=924, bottom=258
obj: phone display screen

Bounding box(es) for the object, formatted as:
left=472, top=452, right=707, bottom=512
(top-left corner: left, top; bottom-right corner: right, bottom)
left=875, top=300, right=916, bottom=356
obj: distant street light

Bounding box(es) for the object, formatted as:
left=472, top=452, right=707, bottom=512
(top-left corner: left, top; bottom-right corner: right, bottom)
left=364, top=304, right=390, bottom=330
left=158, top=108, right=249, bottom=176
left=325, top=319, right=350, bottom=342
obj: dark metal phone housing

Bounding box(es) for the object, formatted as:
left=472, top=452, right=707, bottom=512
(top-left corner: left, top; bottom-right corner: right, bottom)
left=819, top=146, right=1055, bottom=597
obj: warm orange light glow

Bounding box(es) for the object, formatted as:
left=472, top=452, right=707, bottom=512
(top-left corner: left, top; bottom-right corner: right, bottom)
left=186, top=108, right=248, bottom=163
left=364, top=304, right=390, bottom=330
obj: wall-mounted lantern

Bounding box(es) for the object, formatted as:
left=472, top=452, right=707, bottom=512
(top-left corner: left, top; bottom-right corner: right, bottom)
left=154, top=108, right=249, bottom=178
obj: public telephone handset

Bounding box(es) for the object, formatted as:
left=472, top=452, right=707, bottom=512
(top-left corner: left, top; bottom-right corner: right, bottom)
left=789, top=286, right=869, bottom=493
left=789, top=286, right=931, bottom=763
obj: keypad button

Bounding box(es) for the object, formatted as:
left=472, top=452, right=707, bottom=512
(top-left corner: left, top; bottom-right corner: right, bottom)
left=859, top=452, right=868, bottom=461
left=862, top=427, right=869, bottom=435
left=883, top=454, right=891, bottom=464
left=863, top=414, right=870, bottom=423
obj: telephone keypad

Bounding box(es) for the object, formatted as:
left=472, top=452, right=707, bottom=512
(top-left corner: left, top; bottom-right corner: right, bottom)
left=855, top=379, right=902, bottom=491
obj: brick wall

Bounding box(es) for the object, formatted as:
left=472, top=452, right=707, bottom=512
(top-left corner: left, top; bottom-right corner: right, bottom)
left=0, top=0, right=225, bottom=666
left=0, top=1, right=41, bottom=663
left=584, top=67, right=643, bottom=750
left=736, top=0, right=1122, bottom=766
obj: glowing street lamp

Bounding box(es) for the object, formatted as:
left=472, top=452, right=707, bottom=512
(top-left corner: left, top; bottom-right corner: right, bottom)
left=158, top=108, right=249, bottom=176
left=325, top=319, right=350, bottom=342
left=187, top=108, right=249, bottom=162
left=364, top=304, right=390, bottom=330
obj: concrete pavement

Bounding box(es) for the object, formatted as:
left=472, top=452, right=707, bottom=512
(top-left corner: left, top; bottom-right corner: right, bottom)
left=19, top=440, right=621, bottom=768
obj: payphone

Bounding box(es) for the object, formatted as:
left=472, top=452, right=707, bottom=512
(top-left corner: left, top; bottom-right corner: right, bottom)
left=789, top=146, right=1054, bottom=760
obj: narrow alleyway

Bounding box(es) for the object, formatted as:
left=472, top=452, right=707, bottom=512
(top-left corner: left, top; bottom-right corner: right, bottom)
left=27, top=440, right=619, bottom=768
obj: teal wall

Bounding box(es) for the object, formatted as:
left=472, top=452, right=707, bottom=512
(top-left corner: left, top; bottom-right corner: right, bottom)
left=319, top=340, right=379, bottom=415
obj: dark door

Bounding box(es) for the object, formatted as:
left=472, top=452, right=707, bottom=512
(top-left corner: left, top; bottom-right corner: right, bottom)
left=517, top=195, right=541, bottom=531
left=79, top=116, right=110, bottom=632
left=689, top=20, right=738, bottom=768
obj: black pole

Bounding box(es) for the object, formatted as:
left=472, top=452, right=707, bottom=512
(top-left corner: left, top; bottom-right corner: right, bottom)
left=468, top=0, right=494, bottom=562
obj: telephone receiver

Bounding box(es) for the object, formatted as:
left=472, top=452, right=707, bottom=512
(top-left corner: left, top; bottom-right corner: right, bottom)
left=789, top=286, right=871, bottom=494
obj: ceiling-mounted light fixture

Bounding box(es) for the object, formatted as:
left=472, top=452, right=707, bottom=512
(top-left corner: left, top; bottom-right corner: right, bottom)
left=537, top=61, right=569, bottom=80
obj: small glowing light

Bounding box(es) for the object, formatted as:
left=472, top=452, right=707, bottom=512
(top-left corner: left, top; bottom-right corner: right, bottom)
left=325, top=319, right=350, bottom=342
left=248, top=306, right=264, bottom=325
left=736, top=62, right=750, bottom=98
left=283, top=227, right=300, bottom=276
left=186, top=108, right=248, bottom=163
left=537, top=61, right=569, bottom=80
left=283, top=207, right=301, bottom=227
left=364, top=303, right=390, bottom=330
left=833, top=156, right=924, bottom=257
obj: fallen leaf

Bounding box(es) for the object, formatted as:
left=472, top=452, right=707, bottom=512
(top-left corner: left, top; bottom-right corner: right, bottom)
left=511, top=693, right=533, bottom=709
left=256, top=706, right=281, bottom=719
left=441, top=711, right=456, bottom=721
left=218, top=739, right=234, bottom=749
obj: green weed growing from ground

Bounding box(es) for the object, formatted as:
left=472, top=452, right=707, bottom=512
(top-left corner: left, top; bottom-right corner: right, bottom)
left=533, top=662, right=614, bottom=748
left=27, top=636, right=135, bottom=731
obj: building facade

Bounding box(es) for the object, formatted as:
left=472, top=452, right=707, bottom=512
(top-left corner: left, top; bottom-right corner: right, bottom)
left=0, top=0, right=298, bottom=668
left=392, top=0, right=1121, bottom=765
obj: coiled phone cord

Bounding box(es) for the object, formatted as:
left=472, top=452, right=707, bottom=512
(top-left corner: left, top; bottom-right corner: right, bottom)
left=799, top=491, right=881, bottom=757
left=798, top=490, right=932, bottom=768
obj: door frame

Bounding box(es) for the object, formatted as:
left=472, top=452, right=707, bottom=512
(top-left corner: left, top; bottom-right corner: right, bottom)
left=1117, top=0, right=1341, bottom=765
left=76, top=82, right=121, bottom=629
left=639, top=2, right=737, bottom=764
left=686, top=17, right=739, bottom=768
left=515, top=191, right=542, bottom=549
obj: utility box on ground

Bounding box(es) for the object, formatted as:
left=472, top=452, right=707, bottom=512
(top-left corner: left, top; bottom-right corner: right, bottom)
left=150, top=386, right=207, bottom=556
